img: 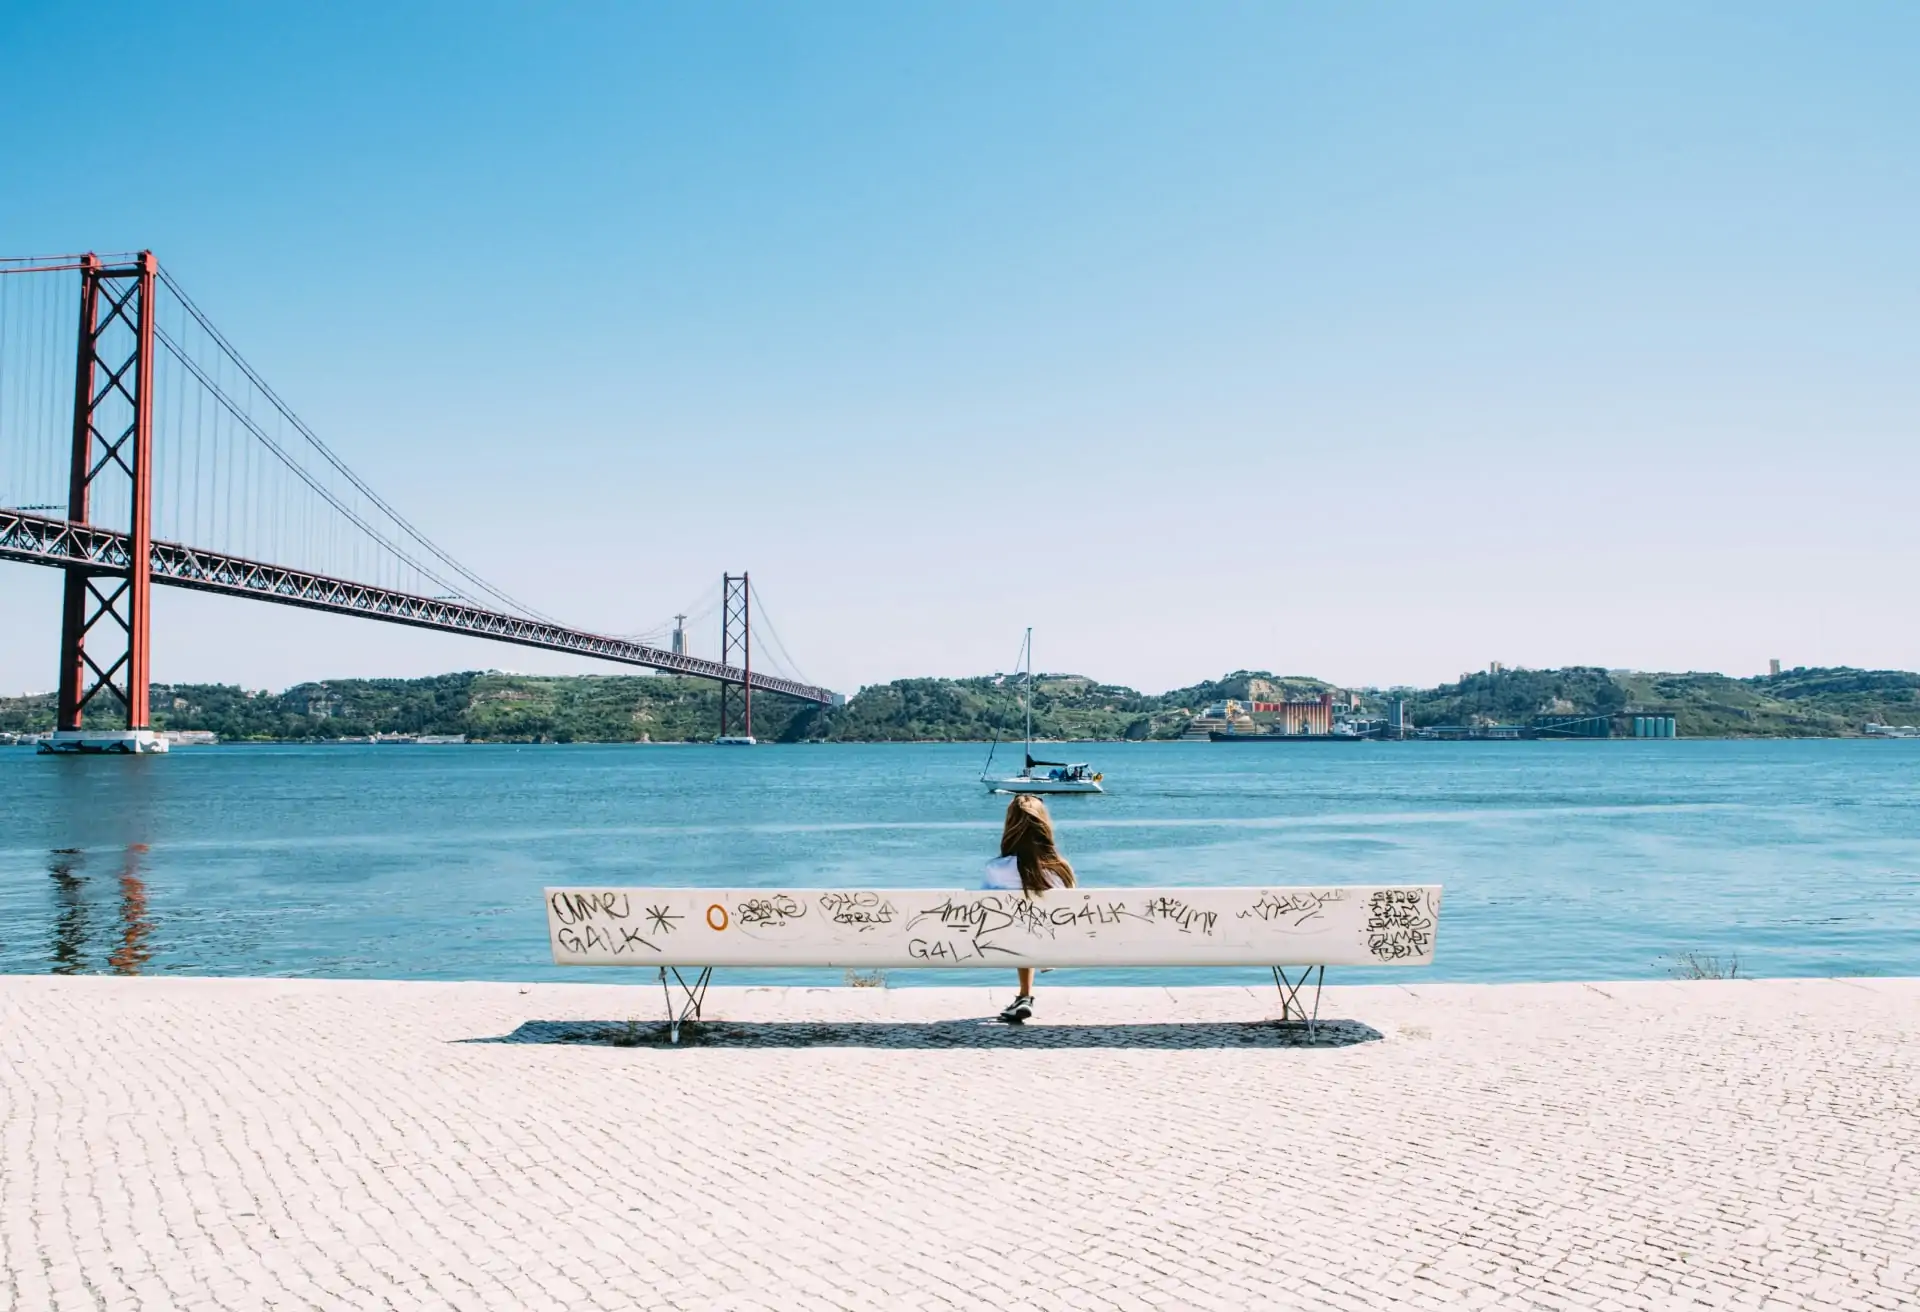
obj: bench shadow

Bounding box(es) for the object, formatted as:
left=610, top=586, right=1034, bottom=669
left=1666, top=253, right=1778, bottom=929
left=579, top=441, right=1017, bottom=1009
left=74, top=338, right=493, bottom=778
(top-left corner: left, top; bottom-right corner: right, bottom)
left=462, top=1017, right=1383, bottom=1050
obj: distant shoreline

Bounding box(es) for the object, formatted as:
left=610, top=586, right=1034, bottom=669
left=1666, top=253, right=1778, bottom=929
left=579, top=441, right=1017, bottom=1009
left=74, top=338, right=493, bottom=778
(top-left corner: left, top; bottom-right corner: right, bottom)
left=5, top=664, right=1916, bottom=744
left=10, top=733, right=1916, bottom=748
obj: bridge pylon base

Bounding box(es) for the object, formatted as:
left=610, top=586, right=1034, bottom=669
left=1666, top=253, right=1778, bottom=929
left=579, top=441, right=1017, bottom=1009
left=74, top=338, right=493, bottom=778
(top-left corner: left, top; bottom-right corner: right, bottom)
left=37, top=729, right=170, bottom=755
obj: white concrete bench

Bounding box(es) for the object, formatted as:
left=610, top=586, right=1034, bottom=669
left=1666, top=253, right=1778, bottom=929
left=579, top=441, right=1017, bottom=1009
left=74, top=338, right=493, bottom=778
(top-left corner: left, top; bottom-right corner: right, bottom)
left=545, top=884, right=1443, bottom=1041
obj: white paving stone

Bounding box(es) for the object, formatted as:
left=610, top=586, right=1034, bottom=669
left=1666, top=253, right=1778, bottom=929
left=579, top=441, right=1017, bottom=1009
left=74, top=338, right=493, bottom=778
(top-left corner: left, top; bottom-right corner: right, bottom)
left=0, top=976, right=1915, bottom=1311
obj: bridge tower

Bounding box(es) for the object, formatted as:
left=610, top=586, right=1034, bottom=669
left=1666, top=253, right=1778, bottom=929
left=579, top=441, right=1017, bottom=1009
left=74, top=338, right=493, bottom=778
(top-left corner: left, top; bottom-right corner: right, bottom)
left=717, top=573, right=751, bottom=741
left=52, top=252, right=163, bottom=753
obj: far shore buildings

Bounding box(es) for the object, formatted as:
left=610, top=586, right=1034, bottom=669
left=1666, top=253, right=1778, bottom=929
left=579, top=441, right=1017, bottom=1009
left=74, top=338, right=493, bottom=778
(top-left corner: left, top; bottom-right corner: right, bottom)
left=1193, top=691, right=1338, bottom=736
left=1245, top=693, right=1335, bottom=735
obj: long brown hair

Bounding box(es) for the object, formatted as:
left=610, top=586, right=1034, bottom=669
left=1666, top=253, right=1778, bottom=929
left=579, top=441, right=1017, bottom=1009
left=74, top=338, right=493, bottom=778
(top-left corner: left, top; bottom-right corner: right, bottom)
left=1000, top=795, right=1076, bottom=894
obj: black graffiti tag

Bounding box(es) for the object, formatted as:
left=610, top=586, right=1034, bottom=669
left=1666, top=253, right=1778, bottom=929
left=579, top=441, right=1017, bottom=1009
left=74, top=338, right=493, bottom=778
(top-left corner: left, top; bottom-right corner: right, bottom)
left=555, top=923, right=660, bottom=956
left=1239, top=889, right=1347, bottom=927
left=1364, top=888, right=1434, bottom=961
left=1046, top=898, right=1140, bottom=930
left=549, top=890, right=632, bottom=925
left=1139, top=896, right=1218, bottom=936
left=907, top=896, right=1025, bottom=958
left=736, top=894, right=807, bottom=927
left=818, top=891, right=897, bottom=930
left=907, top=935, right=1018, bottom=963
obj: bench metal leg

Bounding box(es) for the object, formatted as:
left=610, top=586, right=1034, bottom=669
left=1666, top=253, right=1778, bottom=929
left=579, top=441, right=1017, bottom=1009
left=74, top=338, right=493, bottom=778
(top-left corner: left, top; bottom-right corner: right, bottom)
left=658, top=966, right=713, bottom=1044
left=1271, top=965, right=1326, bottom=1038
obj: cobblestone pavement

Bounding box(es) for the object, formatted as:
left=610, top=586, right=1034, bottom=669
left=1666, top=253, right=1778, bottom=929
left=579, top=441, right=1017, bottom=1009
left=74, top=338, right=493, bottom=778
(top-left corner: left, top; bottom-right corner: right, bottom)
left=2, top=977, right=1915, bottom=1311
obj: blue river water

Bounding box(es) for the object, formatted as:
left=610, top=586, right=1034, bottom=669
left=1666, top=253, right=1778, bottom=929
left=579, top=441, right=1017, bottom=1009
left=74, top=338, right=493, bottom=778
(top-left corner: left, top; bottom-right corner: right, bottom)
left=1, top=739, right=1915, bottom=987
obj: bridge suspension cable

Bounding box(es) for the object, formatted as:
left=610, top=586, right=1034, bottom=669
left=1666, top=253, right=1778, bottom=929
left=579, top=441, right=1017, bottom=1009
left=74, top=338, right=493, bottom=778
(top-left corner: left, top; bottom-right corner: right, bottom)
left=152, top=265, right=555, bottom=620
left=750, top=588, right=812, bottom=688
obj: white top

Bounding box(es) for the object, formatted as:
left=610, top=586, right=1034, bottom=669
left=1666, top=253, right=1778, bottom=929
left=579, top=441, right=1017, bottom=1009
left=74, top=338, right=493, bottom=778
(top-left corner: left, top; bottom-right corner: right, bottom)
left=983, top=856, right=1067, bottom=890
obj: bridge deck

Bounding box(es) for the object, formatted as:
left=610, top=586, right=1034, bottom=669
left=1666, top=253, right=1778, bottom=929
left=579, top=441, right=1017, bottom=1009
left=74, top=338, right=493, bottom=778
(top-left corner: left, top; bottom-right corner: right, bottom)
left=0, top=508, right=835, bottom=705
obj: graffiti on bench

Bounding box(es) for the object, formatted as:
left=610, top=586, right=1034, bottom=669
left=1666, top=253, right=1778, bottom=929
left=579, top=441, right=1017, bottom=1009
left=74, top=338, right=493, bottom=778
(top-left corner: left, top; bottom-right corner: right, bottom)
left=546, top=885, right=1443, bottom=969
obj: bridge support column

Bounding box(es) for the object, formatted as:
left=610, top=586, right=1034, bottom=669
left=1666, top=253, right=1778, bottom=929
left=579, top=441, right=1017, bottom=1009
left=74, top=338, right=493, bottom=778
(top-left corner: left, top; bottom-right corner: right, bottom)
left=52, top=251, right=162, bottom=752
left=718, top=572, right=751, bottom=742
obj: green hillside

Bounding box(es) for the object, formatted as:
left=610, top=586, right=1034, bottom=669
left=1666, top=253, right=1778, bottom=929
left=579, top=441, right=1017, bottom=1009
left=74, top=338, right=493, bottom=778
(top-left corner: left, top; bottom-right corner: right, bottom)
left=1610, top=667, right=1920, bottom=738
left=799, top=675, right=1161, bottom=743
left=4, top=664, right=1916, bottom=743
left=0, top=673, right=819, bottom=743
left=1384, top=665, right=1920, bottom=738
left=1399, top=667, right=1628, bottom=727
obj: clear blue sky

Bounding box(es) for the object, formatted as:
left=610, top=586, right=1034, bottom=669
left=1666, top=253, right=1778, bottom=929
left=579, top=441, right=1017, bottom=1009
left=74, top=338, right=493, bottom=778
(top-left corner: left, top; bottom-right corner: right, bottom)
left=2, top=3, right=1916, bottom=696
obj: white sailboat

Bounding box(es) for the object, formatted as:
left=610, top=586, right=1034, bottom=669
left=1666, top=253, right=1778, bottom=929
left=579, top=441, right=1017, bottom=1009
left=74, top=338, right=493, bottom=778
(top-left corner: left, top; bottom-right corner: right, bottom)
left=982, top=628, right=1104, bottom=795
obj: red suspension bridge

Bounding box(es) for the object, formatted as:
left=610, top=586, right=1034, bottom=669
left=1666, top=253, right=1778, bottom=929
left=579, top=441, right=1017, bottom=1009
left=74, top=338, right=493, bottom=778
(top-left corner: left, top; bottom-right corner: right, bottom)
left=0, top=251, right=836, bottom=751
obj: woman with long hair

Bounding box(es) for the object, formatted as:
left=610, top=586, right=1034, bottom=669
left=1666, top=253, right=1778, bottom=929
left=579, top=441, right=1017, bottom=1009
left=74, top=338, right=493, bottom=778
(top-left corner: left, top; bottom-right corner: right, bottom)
left=983, top=794, right=1077, bottom=1023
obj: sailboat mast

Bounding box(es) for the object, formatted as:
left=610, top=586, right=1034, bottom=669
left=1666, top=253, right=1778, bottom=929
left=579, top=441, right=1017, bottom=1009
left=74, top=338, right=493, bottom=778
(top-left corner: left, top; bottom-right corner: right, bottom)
left=1023, top=627, right=1033, bottom=754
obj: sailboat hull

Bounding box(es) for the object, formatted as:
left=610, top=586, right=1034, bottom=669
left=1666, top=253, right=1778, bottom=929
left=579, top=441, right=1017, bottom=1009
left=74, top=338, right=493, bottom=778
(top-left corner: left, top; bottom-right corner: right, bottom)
left=985, top=776, right=1105, bottom=795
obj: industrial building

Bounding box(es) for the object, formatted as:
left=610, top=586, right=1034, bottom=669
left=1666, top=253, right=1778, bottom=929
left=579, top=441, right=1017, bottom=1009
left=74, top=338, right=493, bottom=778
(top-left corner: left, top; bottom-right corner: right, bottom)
left=1246, top=693, right=1335, bottom=736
